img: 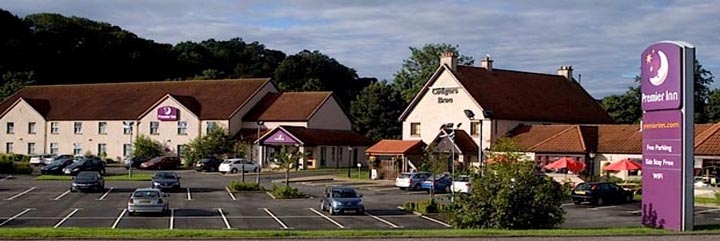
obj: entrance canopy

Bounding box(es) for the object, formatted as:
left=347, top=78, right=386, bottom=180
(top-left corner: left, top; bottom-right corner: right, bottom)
left=428, top=129, right=478, bottom=154
left=366, top=140, right=426, bottom=156
left=256, top=126, right=371, bottom=147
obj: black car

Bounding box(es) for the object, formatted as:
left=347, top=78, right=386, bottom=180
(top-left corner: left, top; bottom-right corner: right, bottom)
left=40, top=155, right=76, bottom=175
left=63, top=156, right=106, bottom=176
left=152, top=172, right=181, bottom=190
left=571, top=182, right=634, bottom=206
left=124, top=156, right=146, bottom=170
left=71, top=171, right=105, bottom=192
left=194, top=157, right=222, bottom=172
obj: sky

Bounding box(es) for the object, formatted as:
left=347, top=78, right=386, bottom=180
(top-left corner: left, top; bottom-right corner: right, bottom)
left=2, top=0, right=719, bottom=98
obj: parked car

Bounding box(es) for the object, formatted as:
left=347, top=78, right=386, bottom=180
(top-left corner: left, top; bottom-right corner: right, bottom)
left=194, top=157, right=222, bottom=172
left=320, top=186, right=364, bottom=215
left=29, top=154, right=56, bottom=166
left=395, top=172, right=430, bottom=190
left=70, top=171, right=105, bottom=192
left=127, top=188, right=169, bottom=216
left=124, top=156, right=146, bottom=170
left=420, top=174, right=453, bottom=193
left=40, top=155, right=76, bottom=175
left=571, top=182, right=634, bottom=206
left=151, top=172, right=181, bottom=190
left=140, top=156, right=181, bottom=170
left=62, top=156, right=106, bottom=175
left=219, top=158, right=259, bottom=174
left=452, top=175, right=473, bottom=194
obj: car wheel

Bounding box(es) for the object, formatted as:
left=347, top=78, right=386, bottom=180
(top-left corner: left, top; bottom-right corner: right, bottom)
left=596, top=197, right=605, bottom=206
left=357, top=209, right=365, bottom=215
left=573, top=200, right=581, bottom=205
left=70, top=187, right=76, bottom=192
left=100, top=169, right=106, bottom=175
left=320, top=201, right=326, bottom=211
left=254, top=167, right=259, bottom=172
left=230, top=168, right=238, bottom=174
left=128, top=211, right=135, bottom=216
left=399, top=187, right=406, bottom=190
left=328, top=208, right=335, bottom=215
left=625, top=194, right=633, bottom=203
left=411, top=184, right=420, bottom=191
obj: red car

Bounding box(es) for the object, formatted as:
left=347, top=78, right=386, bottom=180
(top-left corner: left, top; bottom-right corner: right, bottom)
left=140, top=156, right=181, bottom=170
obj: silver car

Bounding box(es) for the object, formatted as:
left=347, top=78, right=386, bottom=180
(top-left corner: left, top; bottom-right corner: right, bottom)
left=127, top=188, right=169, bottom=216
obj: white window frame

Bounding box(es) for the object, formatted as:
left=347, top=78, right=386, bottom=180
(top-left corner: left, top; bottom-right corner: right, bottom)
left=150, top=121, right=159, bottom=135
left=206, top=121, right=217, bottom=133
left=123, top=124, right=132, bottom=135
left=73, top=143, right=82, bottom=155
left=97, top=143, right=107, bottom=156
left=28, top=122, right=36, bottom=134
left=6, top=122, right=14, bottom=134
left=98, top=122, right=107, bottom=134
left=74, top=122, right=83, bottom=134
left=410, top=122, right=421, bottom=136
left=51, top=122, right=59, bottom=134
left=177, top=121, right=188, bottom=135
left=50, top=143, right=59, bottom=155
left=6, top=142, right=13, bottom=153
left=123, top=144, right=132, bottom=157
left=27, top=143, right=36, bottom=155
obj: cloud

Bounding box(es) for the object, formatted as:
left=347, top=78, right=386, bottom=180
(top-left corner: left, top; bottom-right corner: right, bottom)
left=2, top=0, right=719, bottom=98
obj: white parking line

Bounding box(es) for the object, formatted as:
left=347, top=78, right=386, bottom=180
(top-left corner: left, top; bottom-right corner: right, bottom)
left=225, top=187, right=236, bottom=200
left=111, top=209, right=127, bottom=229
left=263, top=208, right=289, bottom=229
left=54, top=208, right=80, bottom=228
left=560, top=203, right=574, bottom=207
left=308, top=208, right=345, bottom=229
left=217, top=208, right=231, bottom=229
left=589, top=205, right=620, bottom=210
left=4, top=187, right=36, bottom=200
left=366, top=211, right=402, bottom=228
left=627, top=210, right=643, bottom=214
left=419, top=215, right=452, bottom=228
left=370, top=187, right=398, bottom=192
left=187, top=187, right=192, bottom=200
left=52, top=190, right=72, bottom=200
left=0, top=175, right=11, bottom=181
left=0, top=208, right=33, bottom=227
left=169, top=208, right=175, bottom=230
left=96, top=187, right=114, bottom=201
left=696, top=208, right=720, bottom=214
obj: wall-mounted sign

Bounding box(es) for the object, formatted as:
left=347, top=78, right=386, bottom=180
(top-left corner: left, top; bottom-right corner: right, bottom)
left=641, top=41, right=694, bottom=232
left=432, top=87, right=459, bottom=104
left=157, top=106, right=179, bottom=121
left=263, top=129, right=298, bottom=145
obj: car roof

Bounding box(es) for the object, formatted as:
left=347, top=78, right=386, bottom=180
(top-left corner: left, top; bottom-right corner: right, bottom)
left=154, top=171, right=177, bottom=175
left=134, top=188, right=162, bottom=192
left=329, top=186, right=356, bottom=191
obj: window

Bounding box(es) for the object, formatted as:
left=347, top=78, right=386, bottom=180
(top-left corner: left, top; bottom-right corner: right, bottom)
left=28, top=122, right=36, bottom=134
left=51, top=122, right=59, bottom=134
left=98, top=122, right=107, bottom=134
left=150, top=121, right=159, bottom=135
left=123, top=144, right=132, bottom=157
left=74, top=122, right=82, bottom=134
left=6, top=122, right=14, bottom=134
left=177, top=145, right=186, bottom=157
left=123, top=123, right=132, bottom=135
left=27, top=143, right=36, bottom=155
left=6, top=142, right=13, bottom=153
left=73, top=143, right=82, bottom=156
left=206, top=122, right=217, bottom=133
left=470, top=121, right=481, bottom=136
left=50, top=143, right=59, bottom=155
left=410, top=122, right=421, bottom=136
left=97, top=143, right=107, bottom=156
left=177, top=121, right=187, bottom=135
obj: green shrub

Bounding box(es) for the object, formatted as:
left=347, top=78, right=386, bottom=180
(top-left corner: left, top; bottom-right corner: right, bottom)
left=228, top=181, right=261, bottom=192
left=12, top=162, right=32, bottom=175
left=715, top=192, right=720, bottom=205
left=271, top=184, right=304, bottom=199
left=403, top=199, right=439, bottom=214
left=0, top=154, right=29, bottom=162
left=0, top=160, right=13, bottom=173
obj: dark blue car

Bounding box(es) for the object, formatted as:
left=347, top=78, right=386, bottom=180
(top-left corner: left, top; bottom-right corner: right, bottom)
left=421, top=174, right=452, bottom=193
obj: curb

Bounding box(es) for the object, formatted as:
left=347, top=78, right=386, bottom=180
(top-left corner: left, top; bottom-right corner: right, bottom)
left=265, top=191, right=276, bottom=200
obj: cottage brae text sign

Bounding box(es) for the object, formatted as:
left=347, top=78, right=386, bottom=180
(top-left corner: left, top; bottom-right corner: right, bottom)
left=432, top=87, right=459, bottom=104
left=641, top=41, right=694, bottom=232
left=157, top=106, right=179, bottom=121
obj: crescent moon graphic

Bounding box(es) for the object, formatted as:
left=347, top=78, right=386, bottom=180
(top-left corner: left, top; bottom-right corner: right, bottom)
left=649, top=50, right=668, bottom=86
left=163, top=107, right=172, bottom=115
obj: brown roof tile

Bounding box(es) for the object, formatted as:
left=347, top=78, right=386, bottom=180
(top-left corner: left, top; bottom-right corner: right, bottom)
left=0, top=79, right=270, bottom=120
left=280, top=126, right=371, bottom=146
left=508, top=125, right=578, bottom=150
left=429, top=130, right=479, bottom=154
left=366, top=140, right=426, bottom=155
left=245, top=92, right=332, bottom=121
left=695, top=123, right=720, bottom=155
left=596, top=125, right=642, bottom=154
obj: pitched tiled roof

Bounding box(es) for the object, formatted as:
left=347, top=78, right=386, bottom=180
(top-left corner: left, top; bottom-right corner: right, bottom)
left=597, top=125, right=642, bottom=154
left=0, top=79, right=270, bottom=120
left=244, top=92, right=333, bottom=121
left=429, top=130, right=479, bottom=154
left=695, top=123, right=720, bottom=155
left=235, top=128, right=272, bottom=143
left=280, top=126, right=372, bottom=146
left=366, top=140, right=426, bottom=155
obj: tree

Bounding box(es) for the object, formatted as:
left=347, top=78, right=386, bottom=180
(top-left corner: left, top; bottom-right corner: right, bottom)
left=0, top=71, right=35, bottom=101
left=183, top=126, right=234, bottom=165
left=392, top=43, right=474, bottom=103
left=441, top=139, right=566, bottom=229
left=420, top=144, right=450, bottom=200
left=694, top=60, right=715, bottom=123
left=601, top=86, right=641, bottom=124
left=133, top=135, right=162, bottom=160
left=273, top=145, right=306, bottom=188
left=706, top=89, right=720, bottom=123
left=350, top=80, right=404, bottom=142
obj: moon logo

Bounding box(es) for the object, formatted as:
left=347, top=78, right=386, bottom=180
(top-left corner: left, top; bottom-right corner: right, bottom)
left=163, top=107, right=172, bottom=115
left=649, top=50, right=668, bottom=86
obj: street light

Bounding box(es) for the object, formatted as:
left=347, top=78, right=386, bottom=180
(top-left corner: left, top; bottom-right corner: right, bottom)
left=255, top=121, right=264, bottom=184
left=464, top=109, right=493, bottom=176
left=123, top=121, right=134, bottom=178
left=588, top=152, right=596, bottom=181
left=347, top=146, right=353, bottom=178
left=440, top=122, right=461, bottom=203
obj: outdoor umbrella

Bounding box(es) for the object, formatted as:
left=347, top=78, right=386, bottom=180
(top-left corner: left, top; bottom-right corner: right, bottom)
left=603, top=159, right=642, bottom=181
left=544, top=157, right=586, bottom=173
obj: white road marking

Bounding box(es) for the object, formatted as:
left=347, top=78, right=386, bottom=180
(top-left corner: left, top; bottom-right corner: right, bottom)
left=589, top=205, right=620, bottom=210
left=111, top=209, right=126, bottom=229
left=560, top=203, right=574, bottom=207
left=169, top=208, right=175, bottom=230
left=0, top=175, right=11, bottom=181
left=217, top=208, right=231, bottom=229
left=4, top=187, right=36, bottom=200
left=308, top=208, right=345, bottom=229
left=370, top=187, right=399, bottom=192
left=52, top=190, right=72, bottom=200
left=366, top=211, right=402, bottom=228
left=225, top=187, right=236, bottom=200
left=695, top=208, right=720, bottom=214
left=96, top=187, right=114, bottom=200
left=0, top=208, right=33, bottom=227
left=627, top=210, right=643, bottom=214
left=263, top=208, right=289, bottom=229
left=54, top=208, right=80, bottom=228
left=187, top=187, right=192, bottom=200
left=419, top=215, right=452, bottom=228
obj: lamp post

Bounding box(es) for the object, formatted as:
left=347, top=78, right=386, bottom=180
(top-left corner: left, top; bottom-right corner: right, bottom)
left=347, top=146, right=353, bottom=178
left=123, top=121, right=134, bottom=178
left=255, top=121, right=264, bottom=184
left=441, top=123, right=461, bottom=203
left=588, top=152, right=596, bottom=182
left=464, top=109, right=493, bottom=176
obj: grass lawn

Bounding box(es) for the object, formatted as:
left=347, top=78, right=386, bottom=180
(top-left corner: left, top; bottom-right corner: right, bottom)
left=635, top=194, right=719, bottom=206
left=0, top=227, right=686, bottom=239
left=35, top=173, right=153, bottom=181
left=330, top=167, right=371, bottom=180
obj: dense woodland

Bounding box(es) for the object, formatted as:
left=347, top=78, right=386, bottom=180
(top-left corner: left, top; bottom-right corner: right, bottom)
left=0, top=9, right=717, bottom=144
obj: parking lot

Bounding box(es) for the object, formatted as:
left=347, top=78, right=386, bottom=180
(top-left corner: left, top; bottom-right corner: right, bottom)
left=1, top=169, right=719, bottom=230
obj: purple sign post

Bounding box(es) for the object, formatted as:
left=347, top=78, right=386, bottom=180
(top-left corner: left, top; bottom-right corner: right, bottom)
left=641, top=41, right=695, bottom=231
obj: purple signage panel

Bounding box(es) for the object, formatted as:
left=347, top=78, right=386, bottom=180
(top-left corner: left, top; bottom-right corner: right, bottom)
left=157, top=106, right=179, bottom=121
left=263, top=130, right=298, bottom=145
left=641, top=43, right=682, bottom=111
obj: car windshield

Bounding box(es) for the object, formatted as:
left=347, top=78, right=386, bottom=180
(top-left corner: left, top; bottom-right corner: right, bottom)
left=154, top=173, right=177, bottom=179
left=133, top=191, right=160, bottom=198
left=75, top=173, right=97, bottom=181
left=50, top=159, right=68, bottom=165
left=398, top=174, right=411, bottom=178
left=455, top=176, right=470, bottom=182
left=222, top=160, right=232, bottom=164
left=575, top=183, right=597, bottom=191
left=332, top=189, right=358, bottom=198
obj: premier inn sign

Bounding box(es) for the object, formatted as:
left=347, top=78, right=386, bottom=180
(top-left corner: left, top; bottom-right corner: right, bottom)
left=157, top=106, right=179, bottom=121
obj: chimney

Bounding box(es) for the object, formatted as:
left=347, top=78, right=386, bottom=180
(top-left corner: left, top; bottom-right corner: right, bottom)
left=481, top=55, right=493, bottom=72
left=558, top=65, right=574, bottom=80
left=440, top=51, right=457, bottom=71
